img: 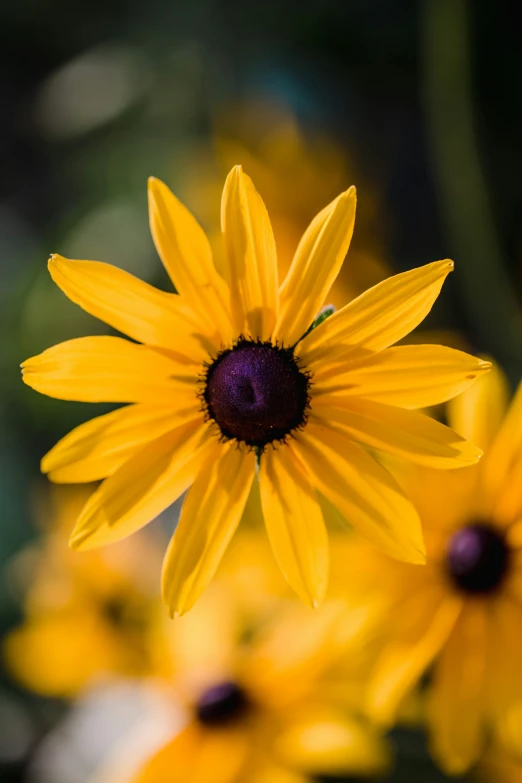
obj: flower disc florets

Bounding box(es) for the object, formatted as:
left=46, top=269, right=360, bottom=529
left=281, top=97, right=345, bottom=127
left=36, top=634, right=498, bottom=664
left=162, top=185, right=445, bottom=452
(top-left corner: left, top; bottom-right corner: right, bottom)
left=195, top=681, right=249, bottom=726
left=446, top=522, right=510, bottom=594
left=203, top=339, right=311, bottom=450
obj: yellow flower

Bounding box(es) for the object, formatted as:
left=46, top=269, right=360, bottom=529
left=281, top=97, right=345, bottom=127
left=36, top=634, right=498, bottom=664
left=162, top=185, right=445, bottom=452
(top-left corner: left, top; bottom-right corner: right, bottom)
left=129, top=587, right=391, bottom=783
left=4, top=486, right=160, bottom=697
left=21, top=166, right=489, bottom=615
left=346, top=365, right=522, bottom=774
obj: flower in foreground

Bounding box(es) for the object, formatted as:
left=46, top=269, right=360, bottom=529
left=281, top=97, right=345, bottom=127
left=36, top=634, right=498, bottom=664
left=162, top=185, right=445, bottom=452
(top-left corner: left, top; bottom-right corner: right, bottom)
left=21, top=166, right=489, bottom=614
left=344, top=366, right=522, bottom=773
left=128, top=586, right=391, bottom=783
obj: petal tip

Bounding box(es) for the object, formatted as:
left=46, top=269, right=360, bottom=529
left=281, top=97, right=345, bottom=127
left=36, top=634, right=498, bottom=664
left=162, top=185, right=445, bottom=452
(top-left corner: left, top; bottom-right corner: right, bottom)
left=68, top=534, right=81, bottom=551
left=68, top=524, right=95, bottom=551
left=148, top=176, right=165, bottom=195
left=338, top=186, right=356, bottom=206
left=414, top=548, right=427, bottom=565
left=462, top=359, right=492, bottom=383
left=163, top=598, right=184, bottom=619
left=48, top=253, right=67, bottom=274
left=226, top=164, right=243, bottom=184
left=459, top=443, right=484, bottom=466
left=399, top=546, right=427, bottom=566
left=20, top=361, right=34, bottom=379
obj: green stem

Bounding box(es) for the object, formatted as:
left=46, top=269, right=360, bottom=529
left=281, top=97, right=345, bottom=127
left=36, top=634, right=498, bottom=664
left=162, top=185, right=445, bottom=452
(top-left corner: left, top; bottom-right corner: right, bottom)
left=420, top=0, right=522, bottom=378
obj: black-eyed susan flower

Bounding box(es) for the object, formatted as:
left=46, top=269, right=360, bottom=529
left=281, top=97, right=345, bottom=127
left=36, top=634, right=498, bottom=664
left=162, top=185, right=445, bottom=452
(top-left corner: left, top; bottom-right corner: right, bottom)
left=344, top=365, right=522, bottom=774
left=127, top=582, right=391, bottom=783
left=4, top=486, right=160, bottom=697
left=21, top=167, right=489, bottom=615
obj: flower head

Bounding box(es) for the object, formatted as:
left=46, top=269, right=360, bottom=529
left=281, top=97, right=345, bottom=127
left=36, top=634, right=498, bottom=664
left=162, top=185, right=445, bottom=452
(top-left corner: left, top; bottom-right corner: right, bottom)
left=3, top=486, right=159, bottom=697
left=21, top=166, right=489, bottom=614
left=345, top=365, right=522, bottom=773
left=127, top=581, right=391, bottom=783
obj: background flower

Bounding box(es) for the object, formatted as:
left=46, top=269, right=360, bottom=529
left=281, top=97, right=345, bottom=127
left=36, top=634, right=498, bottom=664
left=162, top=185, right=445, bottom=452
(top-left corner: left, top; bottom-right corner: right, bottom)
left=102, top=560, right=392, bottom=783
left=333, top=366, right=522, bottom=774
left=3, top=486, right=161, bottom=698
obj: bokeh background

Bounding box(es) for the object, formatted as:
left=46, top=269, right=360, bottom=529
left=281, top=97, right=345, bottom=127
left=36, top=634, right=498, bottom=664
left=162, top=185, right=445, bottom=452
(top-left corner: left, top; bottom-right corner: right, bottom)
left=1, top=1, right=522, bottom=781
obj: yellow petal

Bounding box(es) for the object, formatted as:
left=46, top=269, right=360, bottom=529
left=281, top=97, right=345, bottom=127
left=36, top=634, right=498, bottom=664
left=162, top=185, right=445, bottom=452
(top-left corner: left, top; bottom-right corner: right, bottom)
left=485, top=595, right=522, bottom=719
left=311, top=396, right=482, bottom=468
left=70, top=420, right=212, bottom=550
left=274, top=187, right=356, bottom=347
left=221, top=166, right=278, bottom=339
left=246, top=602, right=351, bottom=709
left=491, top=452, right=522, bottom=526
left=367, top=590, right=461, bottom=725
left=259, top=445, right=328, bottom=607
left=148, top=176, right=235, bottom=344
left=162, top=442, right=255, bottom=616
left=312, top=345, right=491, bottom=409
left=483, top=379, right=522, bottom=513
left=133, top=724, right=248, bottom=783
left=275, top=708, right=392, bottom=777
left=48, top=254, right=214, bottom=361
left=3, top=613, right=119, bottom=698
left=428, top=602, right=488, bottom=775
left=21, top=336, right=197, bottom=403
left=246, top=762, right=309, bottom=783
left=42, top=401, right=198, bottom=483
left=297, top=259, right=454, bottom=367
left=477, top=751, right=522, bottom=783
left=447, top=360, right=510, bottom=451
left=391, top=464, right=481, bottom=536
left=159, top=586, right=240, bottom=686
left=292, top=422, right=425, bottom=564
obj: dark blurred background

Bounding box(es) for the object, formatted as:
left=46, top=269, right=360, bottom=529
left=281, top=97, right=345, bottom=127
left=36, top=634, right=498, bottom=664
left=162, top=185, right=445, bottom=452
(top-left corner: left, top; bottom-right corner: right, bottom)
left=1, top=1, right=521, bottom=780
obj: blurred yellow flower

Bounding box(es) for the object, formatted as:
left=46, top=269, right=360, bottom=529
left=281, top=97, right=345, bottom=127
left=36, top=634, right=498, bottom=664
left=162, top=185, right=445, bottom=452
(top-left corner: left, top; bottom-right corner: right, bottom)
left=3, top=486, right=160, bottom=697
left=180, top=101, right=389, bottom=305
left=346, top=365, right=522, bottom=773
left=130, top=584, right=391, bottom=783
left=22, top=166, right=488, bottom=615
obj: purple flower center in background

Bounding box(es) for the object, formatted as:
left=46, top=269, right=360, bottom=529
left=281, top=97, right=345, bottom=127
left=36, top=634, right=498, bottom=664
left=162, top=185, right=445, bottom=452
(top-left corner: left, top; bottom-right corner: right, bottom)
left=446, top=522, right=510, bottom=594
left=204, top=340, right=310, bottom=448
left=195, top=681, right=249, bottom=726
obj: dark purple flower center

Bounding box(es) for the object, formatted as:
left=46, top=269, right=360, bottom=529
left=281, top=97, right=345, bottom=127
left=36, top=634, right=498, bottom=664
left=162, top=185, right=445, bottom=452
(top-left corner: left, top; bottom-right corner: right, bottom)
left=203, top=340, right=310, bottom=449
left=446, top=522, right=510, bottom=594
left=195, top=681, right=249, bottom=726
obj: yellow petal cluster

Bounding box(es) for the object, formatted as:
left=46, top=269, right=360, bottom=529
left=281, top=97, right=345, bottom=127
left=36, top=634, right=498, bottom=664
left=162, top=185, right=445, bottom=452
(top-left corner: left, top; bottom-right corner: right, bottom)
left=337, top=365, right=522, bottom=773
